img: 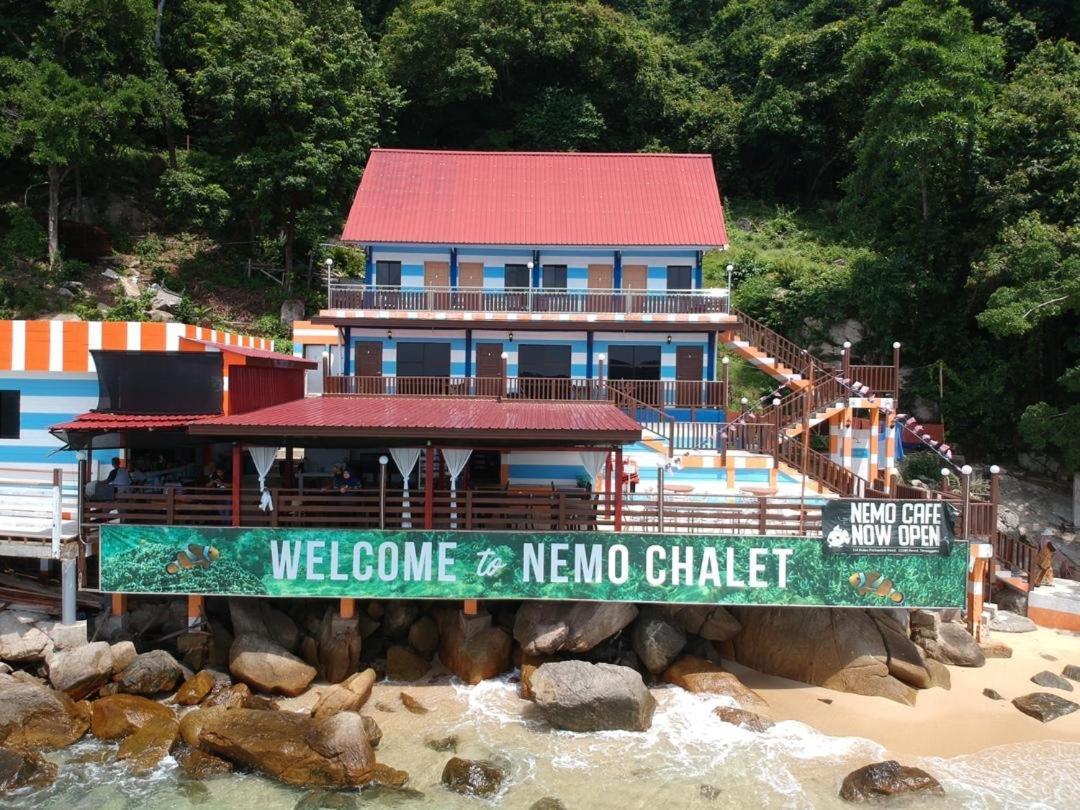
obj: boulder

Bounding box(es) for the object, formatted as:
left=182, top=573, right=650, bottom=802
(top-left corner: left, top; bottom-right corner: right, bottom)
left=713, top=706, right=773, bottom=733
left=117, top=650, right=185, bottom=695
left=0, top=747, right=58, bottom=790
left=180, top=749, right=233, bottom=780
left=361, top=715, right=382, bottom=749
left=441, top=757, right=505, bottom=798
left=839, top=761, right=944, bottom=802
left=869, top=612, right=931, bottom=689
left=667, top=605, right=741, bottom=641
left=205, top=681, right=253, bottom=709
left=981, top=640, right=1013, bottom=659
left=90, top=693, right=175, bottom=739
left=197, top=709, right=376, bottom=788
left=407, top=616, right=440, bottom=656
left=632, top=609, right=687, bottom=674
left=370, top=762, right=409, bottom=787
left=983, top=688, right=1004, bottom=700
left=0, top=683, right=89, bottom=749
left=918, top=622, right=985, bottom=668
left=175, top=670, right=217, bottom=705
left=312, top=685, right=364, bottom=721
left=988, top=611, right=1037, bottom=633
left=48, top=641, right=114, bottom=699
left=280, top=299, right=305, bottom=328
left=386, top=645, right=431, bottom=682
left=317, top=608, right=361, bottom=684
left=728, top=608, right=918, bottom=705
left=530, top=661, right=656, bottom=732
left=436, top=610, right=511, bottom=685
left=400, top=692, right=429, bottom=714
left=661, top=656, right=767, bottom=710
left=925, top=659, right=951, bottom=690
left=228, top=599, right=300, bottom=652
left=178, top=705, right=228, bottom=749
left=116, top=715, right=180, bottom=772
left=531, top=800, right=568, bottom=810
left=110, top=641, right=138, bottom=672
left=342, top=668, right=376, bottom=704
left=1063, top=664, right=1080, bottom=682
left=0, top=611, right=53, bottom=662
left=514, top=602, right=638, bottom=656
left=229, top=635, right=316, bottom=696
left=1031, top=671, right=1073, bottom=691
left=382, top=603, right=420, bottom=638
left=1012, top=693, right=1078, bottom=723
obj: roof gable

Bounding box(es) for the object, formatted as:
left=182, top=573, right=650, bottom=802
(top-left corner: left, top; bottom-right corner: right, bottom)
left=342, top=149, right=728, bottom=248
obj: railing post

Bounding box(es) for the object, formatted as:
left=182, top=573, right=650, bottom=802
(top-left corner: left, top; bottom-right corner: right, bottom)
left=758, top=497, right=767, bottom=534
left=424, top=448, right=434, bottom=530
left=657, top=463, right=665, bottom=533
left=231, top=443, right=242, bottom=528
left=614, top=446, right=623, bottom=532
left=50, top=467, right=62, bottom=559
left=270, top=488, right=280, bottom=527
left=464, top=490, right=473, bottom=530
left=841, top=341, right=851, bottom=379
left=165, top=486, right=176, bottom=525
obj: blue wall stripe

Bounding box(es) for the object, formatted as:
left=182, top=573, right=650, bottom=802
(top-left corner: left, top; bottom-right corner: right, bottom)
left=0, top=377, right=100, bottom=397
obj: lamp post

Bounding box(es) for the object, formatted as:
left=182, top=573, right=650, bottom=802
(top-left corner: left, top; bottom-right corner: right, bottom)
left=720, top=355, right=730, bottom=408
left=961, top=464, right=973, bottom=540
left=325, top=257, right=333, bottom=307
left=596, top=352, right=607, bottom=400
left=526, top=259, right=535, bottom=310
left=940, top=467, right=951, bottom=497
left=842, top=340, right=852, bottom=379
left=726, top=263, right=734, bottom=309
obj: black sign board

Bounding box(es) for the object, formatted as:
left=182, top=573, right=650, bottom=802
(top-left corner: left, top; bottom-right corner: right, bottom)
left=822, top=500, right=956, bottom=556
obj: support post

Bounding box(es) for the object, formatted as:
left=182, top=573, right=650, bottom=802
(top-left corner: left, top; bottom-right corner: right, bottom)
left=604, top=453, right=613, bottom=518
left=231, top=443, right=242, bottom=527
left=842, top=342, right=851, bottom=379
left=614, top=446, right=624, bottom=532
left=284, top=445, right=295, bottom=489
left=892, top=341, right=902, bottom=404
left=424, top=446, right=434, bottom=530
left=111, top=593, right=127, bottom=617
left=61, top=559, right=76, bottom=625
left=657, top=463, right=665, bottom=533
left=463, top=599, right=478, bottom=616
left=720, top=355, right=729, bottom=408
left=378, top=455, right=388, bottom=529
left=339, top=599, right=356, bottom=620
left=883, top=412, right=896, bottom=492
left=868, top=406, right=880, bottom=484
left=187, top=595, right=204, bottom=629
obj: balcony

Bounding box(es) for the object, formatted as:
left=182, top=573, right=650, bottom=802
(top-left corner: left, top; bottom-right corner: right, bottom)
left=326, top=284, right=730, bottom=315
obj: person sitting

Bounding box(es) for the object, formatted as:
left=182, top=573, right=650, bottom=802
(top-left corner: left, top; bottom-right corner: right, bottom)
left=335, top=467, right=362, bottom=494
left=106, top=457, right=132, bottom=487
left=207, top=466, right=228, bottom=489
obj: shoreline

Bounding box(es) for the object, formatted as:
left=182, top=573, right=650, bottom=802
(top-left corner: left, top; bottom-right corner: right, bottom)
left=725, top=626, right=1080, bottom=759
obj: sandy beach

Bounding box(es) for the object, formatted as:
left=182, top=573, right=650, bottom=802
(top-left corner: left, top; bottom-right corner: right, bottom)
left=727, top=626, right=1080, bottom=758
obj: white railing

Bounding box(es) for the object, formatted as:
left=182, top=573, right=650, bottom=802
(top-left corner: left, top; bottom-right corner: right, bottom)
left=0, top=467, right=80, bottom=556
left=328, top=284, right=730, bottom=315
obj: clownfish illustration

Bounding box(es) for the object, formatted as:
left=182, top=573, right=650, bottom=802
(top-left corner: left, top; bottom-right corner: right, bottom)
left=849, top=571, right=904, bottom=604
left=165, top=544, right=220, bottom=575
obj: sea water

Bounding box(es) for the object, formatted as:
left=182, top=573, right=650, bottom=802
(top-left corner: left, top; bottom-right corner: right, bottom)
left=8, top=679, right=1080, bottom=809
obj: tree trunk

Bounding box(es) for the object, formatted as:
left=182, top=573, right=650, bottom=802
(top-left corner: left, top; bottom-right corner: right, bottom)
left=283, top=200, right=296, bottom=279
left=155, top=0, right=178, bottom=169
left=47, top=166, right=62, bottom=270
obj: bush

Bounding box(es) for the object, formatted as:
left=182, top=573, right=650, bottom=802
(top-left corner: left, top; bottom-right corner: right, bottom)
left=898, top=451, right=949, bottom=487
left=1, top=205, right=46, bottom=268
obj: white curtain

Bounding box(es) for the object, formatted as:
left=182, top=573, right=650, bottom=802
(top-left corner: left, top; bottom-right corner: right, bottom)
left=579, top=450, right=609, bottom=490
left=389, top=447, right=422, bottom=528
left=248, top=446, right=280, bottom=512
left=441, top=448, right=473, bottom=528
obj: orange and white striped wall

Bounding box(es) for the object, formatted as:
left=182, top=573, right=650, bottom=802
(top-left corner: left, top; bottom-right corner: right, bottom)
left=0, top=320, right=273, bottom=475
left=291, top=320, right=342, bottom=394
left=828, top=399, right=898, bottom=487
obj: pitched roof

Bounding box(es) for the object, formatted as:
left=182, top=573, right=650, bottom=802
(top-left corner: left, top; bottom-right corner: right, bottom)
left=50, top=412, right=211, bottom=432
left=341, top=149, right=728, bottom=247
left=184, top=338, right=318, bottom=369
left=190, top=395, right=641, bottom=443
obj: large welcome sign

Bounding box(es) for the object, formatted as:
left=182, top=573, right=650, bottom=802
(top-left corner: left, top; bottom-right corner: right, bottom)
left=100, top=525, right=967, bottom=608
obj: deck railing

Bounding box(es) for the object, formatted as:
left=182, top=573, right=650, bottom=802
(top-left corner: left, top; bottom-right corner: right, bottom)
left=328, top=284, right=730, bottom=315
left=83, top=486, right=826, bottom=537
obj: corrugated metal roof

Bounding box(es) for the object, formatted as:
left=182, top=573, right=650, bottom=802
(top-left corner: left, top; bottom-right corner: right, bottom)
left=191, top=396, right=641, bottom=438
left=51, top=412, right=211, bottom=432
left=186, top=339, right=317, bottom=369
left=342, top=149, right=728, bottom=247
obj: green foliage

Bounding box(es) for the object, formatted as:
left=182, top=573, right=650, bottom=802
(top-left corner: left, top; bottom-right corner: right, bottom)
left=0, top=204, right=46, bottom=267
left=898, top=452, right=948, bottom=487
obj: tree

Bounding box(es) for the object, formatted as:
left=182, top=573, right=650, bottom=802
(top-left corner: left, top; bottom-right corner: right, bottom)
left=842, top=0, right=1002, bottom=242
left=172, top=0, right=400, bottom=276
left=0, top=0, right=161, bottom=269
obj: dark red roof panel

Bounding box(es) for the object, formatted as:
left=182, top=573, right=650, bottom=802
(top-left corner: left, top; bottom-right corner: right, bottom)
left=342, top=149, right=728, bottom=247
left=51, top=413, right=211, bottom=432
left=191, top=396, right=640, bottom=437
left=186, top=339, right=317, bottom=369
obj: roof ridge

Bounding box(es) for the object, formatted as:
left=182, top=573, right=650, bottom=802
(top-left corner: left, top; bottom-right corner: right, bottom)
left=370, top=148, right=712, bottom=159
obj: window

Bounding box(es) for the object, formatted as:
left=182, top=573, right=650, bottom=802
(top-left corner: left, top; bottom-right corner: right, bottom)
left=396, top=342, right=451, bottom=377
left=607, top=346, right=661, bottom=381
left=504, top=264, right=529, bottom=289
left=666, top=265, right=692, bottom=291
left=541, top=265, right=567, bottom=290
left=518, top=344, right=572, bottom=378
left=0, top=391, right=19, bottom=439
left=375, top=260, right=402, bottom=287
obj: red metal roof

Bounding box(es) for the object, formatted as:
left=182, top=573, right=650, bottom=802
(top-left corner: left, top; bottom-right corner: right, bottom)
left=186, top=339, right=317, bottom=369
left=190, top=396, right=641, bottom=440
left=50, top=412, right=211, bottom=432
left=342, top=149, right=728, bottom=247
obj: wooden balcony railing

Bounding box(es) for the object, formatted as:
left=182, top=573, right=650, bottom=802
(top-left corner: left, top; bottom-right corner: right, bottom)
left=328, top=285, right=730, bottom=315
left=323, top=376, right=730, bottom=411
left=848, top=364, right=898, bottom=399
left=82, top=486, right=827, bottom=537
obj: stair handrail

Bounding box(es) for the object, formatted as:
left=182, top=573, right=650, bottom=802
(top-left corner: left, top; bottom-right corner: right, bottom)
left=732, top=308, right=834, bottom=379
left=604, top=385, right=678, bottom=456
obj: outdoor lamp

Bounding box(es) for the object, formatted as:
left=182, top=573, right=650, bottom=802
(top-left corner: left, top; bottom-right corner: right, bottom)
left=526, top=260, right=534, bottom=270
left=740, top=397, right=748, bottom=405
left=961, top=465, right=973, bottom=476
left=843, top=341, right=852, bottom=349
left=500, top=352, right=508, bottom=360
left=386, top=330, right=393, bottom=341
left=597, top=353, right=607, bottom=362
left=772, top=398, right=781, bottom=406
left=379, top=455, right=388, bottom=466
left=893, top=342, right=901, bottom=349
left=508, top=331, right=514, bottom=343
left=666, top=335, right=672, bottom=344
left=989, top=465, right=1001, bottom=475
left=721, top=357, right=729, bottom=365
left=940, top=468, right=951, bottom=478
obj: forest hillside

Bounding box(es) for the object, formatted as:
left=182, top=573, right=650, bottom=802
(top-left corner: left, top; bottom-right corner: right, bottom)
left=1, top=0, right=1077, bottom=477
